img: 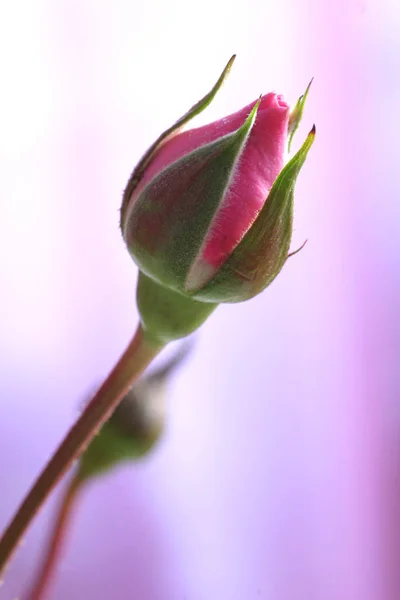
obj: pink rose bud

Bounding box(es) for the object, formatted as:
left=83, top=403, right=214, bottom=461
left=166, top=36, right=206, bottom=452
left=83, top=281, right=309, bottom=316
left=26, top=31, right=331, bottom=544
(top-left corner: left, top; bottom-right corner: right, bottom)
left=120, top=57, right=315, bottom=341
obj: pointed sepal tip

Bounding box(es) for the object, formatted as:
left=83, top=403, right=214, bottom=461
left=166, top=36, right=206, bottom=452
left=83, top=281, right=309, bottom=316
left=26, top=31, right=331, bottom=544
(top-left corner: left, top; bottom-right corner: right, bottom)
left=288, top=79, right=314, bottom=151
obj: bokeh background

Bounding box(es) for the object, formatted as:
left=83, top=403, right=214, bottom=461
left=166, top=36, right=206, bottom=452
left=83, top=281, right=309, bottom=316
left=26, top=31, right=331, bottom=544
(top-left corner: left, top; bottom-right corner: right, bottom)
left=0, top=0, right=399, bottom=599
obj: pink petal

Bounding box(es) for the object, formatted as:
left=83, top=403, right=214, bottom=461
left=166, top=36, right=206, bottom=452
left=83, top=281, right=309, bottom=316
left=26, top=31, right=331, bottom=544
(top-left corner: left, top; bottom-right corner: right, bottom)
left=202, top=94, right=289, bottom=269
left=129, top=94, right=287, bottom=207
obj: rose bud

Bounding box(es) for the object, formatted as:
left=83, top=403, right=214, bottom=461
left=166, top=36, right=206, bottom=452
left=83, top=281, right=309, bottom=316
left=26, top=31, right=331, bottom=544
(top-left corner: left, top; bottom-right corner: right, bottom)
left=120, top=56, right=315, bottom=342
left=78, top=342, right=192, bottom=480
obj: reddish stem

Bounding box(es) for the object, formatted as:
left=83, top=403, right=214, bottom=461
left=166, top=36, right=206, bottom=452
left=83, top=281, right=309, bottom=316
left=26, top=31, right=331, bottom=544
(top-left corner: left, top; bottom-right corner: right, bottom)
left=24, top=474, right=82, bottom=600
left=0, top=325, right=164, bottom=576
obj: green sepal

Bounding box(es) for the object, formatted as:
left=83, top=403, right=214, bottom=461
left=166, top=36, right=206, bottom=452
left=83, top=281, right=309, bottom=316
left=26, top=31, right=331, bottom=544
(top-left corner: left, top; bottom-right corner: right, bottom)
left=194, top=126, right=316, bottom=303
left=124, top=100, right=260, bottom=295
left=137, top=271, right=217, bottom=344
left=120, top=55, right=236, bottom=228
left=287, top=79, right=313, bottom=152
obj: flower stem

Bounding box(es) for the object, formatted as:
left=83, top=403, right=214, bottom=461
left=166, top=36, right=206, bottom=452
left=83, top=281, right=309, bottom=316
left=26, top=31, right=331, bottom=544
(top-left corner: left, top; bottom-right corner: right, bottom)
left=0, top=324, right=164, bottom=576
left=24, top=473, right=82, bottom=600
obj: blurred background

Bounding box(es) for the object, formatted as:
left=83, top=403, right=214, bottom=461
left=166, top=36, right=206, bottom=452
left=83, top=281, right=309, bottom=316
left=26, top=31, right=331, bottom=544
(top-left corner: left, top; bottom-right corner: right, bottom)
left=0, top=0, right=399, bottom=598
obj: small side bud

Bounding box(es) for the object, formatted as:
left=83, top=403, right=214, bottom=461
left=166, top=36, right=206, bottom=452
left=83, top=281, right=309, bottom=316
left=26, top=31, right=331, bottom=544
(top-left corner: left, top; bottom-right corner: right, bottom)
left=78, top=344, right=192, bottom=480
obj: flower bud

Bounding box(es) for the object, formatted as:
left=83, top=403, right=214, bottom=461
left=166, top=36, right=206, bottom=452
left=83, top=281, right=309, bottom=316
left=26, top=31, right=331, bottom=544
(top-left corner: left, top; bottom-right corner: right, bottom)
left=78, top=344, right=192, bottom=480
left=120, top=57, right=314, bottom=340
left=78, top=382, right=163, bottom=480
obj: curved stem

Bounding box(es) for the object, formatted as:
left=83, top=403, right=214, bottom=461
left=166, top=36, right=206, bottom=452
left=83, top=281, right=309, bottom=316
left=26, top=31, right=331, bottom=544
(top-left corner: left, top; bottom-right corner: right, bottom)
left=0, top=324, right=164, bottom=576
left=24, top=474, right=82, bottom=600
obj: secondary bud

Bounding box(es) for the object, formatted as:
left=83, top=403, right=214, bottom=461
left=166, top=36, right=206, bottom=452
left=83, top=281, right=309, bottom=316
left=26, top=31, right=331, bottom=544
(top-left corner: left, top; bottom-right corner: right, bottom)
left=78, top=344, right=192, bottom=480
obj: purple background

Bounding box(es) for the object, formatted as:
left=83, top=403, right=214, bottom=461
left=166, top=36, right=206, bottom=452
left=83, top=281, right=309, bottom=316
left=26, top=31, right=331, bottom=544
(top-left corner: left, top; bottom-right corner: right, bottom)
left=0, top=1, right=398, bottom=599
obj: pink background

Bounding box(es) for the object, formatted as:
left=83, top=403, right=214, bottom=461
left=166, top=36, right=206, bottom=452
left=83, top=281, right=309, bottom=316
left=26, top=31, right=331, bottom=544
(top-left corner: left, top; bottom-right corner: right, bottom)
left=0, top=1, right=398, bottom=599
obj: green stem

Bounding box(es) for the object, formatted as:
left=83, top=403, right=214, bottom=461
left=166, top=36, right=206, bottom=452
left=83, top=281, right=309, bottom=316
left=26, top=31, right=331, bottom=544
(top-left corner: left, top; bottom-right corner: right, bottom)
left=24, top=473, right=82, bottom=600
left=0, top=324, right=164, bottom=576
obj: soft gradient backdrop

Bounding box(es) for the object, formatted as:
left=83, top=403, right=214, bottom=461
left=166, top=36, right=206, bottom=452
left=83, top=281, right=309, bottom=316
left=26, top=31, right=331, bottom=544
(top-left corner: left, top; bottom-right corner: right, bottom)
left=0, top=1, right=398, bottom=599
